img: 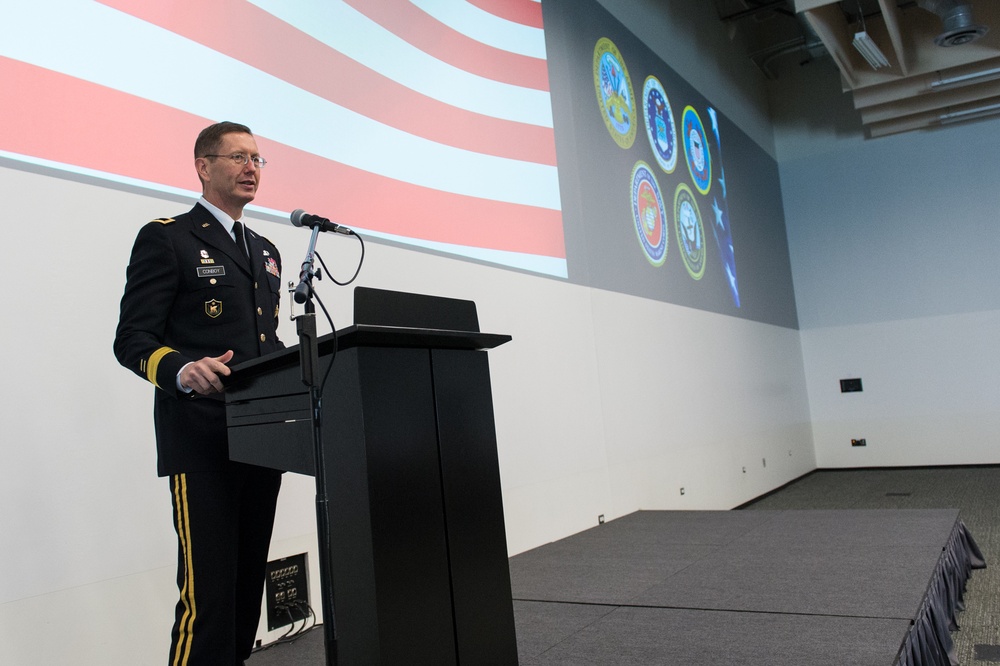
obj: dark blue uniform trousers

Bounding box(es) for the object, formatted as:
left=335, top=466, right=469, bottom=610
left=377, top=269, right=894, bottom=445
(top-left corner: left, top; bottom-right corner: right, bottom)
left=167, top=463, right=282, bottom=666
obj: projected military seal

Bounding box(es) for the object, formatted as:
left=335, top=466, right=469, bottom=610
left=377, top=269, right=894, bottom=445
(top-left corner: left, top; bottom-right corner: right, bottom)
left=642, top=75, right=677, bottom=173
left=594, top=37, right=636, bottom=149
left=682, top=106, right=712, bottom=195
left=630, top=161, right=668, bottom=267
left=674, top=182, right=706, bottom=280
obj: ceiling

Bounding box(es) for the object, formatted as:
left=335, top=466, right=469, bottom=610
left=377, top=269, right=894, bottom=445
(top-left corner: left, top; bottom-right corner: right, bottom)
left=715, top=0, right=1000, bottom=137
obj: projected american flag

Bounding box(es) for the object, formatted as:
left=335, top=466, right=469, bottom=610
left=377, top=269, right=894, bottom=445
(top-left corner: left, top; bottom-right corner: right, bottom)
left=0, top=0, right=566, bottom=276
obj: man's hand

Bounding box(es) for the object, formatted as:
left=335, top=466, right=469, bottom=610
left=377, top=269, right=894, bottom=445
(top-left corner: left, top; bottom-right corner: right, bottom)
left=179, top=350, right=234, bottom=395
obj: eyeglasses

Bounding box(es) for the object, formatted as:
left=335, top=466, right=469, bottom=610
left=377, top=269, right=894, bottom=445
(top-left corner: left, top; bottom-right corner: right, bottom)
left=203, top=153, right=267, bottom=168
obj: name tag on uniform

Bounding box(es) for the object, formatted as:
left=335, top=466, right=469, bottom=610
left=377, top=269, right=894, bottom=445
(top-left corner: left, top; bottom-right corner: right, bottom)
left=197, top=266, right=226, bottom=278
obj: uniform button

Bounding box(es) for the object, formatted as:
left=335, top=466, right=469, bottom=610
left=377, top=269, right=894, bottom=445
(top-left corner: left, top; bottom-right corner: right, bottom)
left=254, top=281, right=258, bottom=289
left=260, top=333, right=266, bottom=342
left=257, top=307, right=263, bottom=316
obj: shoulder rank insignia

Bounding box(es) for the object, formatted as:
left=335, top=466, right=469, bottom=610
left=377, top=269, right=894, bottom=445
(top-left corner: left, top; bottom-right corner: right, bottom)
left=152, top=217, right=175, bottom=225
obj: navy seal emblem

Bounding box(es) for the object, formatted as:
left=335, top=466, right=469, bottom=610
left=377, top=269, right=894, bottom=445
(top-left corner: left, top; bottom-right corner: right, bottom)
left=674, top=183, right=706, bottom=280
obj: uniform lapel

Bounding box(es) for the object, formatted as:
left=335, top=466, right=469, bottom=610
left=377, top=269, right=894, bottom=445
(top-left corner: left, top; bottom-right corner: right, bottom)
left=189, top=204, right=252, bottom=276
left=244, top=226, right=264, bottom=281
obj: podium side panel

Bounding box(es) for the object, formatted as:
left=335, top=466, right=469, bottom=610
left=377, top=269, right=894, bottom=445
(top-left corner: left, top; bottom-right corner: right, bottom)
left=322, top=350, right=381, bottom=665
left=431, top=349, right=518, bottom=665
left=357, top=346, right=459, bottom=665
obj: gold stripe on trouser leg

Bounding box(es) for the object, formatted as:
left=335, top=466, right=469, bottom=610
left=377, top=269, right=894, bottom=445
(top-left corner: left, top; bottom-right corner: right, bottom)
left=172, top=474, right=197, bottom=666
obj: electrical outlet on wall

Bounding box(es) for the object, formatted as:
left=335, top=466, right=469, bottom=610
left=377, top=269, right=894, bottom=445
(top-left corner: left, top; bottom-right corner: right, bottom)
left=264, top=553, right=310, bottom=631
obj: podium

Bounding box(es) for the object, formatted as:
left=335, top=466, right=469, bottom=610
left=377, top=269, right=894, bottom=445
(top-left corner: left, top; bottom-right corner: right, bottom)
left=224, top=287, right=518, bottom=665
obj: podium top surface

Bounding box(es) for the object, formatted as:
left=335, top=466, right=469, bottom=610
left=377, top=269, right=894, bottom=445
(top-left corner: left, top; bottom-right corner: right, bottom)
left=226, top=324, right=511, bottom=388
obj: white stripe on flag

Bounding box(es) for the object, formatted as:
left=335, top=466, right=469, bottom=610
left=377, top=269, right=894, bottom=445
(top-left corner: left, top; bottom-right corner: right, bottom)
left=409, top=0, right=547, bottom=58
left=246, top=0, right=553, bottom=127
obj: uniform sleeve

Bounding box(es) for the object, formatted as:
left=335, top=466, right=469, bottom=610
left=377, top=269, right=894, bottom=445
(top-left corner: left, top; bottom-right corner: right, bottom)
left=113, top=221, right=193, bottom=397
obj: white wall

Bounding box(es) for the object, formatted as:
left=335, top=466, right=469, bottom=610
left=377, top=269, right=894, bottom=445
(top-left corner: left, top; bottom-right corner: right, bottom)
left=0, top=2, right=816, bottom=664
left=0, top=162, right=814, bottom=665
left=772, top=57, right=1000, bottom=468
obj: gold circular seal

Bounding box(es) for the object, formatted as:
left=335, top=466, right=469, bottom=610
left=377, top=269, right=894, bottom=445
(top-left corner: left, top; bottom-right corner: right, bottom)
left=593, top=37, right=636, bottom=149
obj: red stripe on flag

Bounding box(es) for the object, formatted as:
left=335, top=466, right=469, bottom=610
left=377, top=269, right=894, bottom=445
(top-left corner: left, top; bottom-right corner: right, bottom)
left=0, top=57, right=565, bottom=258
left=97, top=0, right=557, bottom=167
left=466, top=0, right=544, bottom=29
left=255, top=134, right=565, bottom=258
left=0, top=56, right=206, bottom=192
left=344, top=0, right=549, bottom=90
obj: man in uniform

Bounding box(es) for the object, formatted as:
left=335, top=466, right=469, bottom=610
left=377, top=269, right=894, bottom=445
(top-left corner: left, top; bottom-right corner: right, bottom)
left=114, top=121, right=284, bottom=665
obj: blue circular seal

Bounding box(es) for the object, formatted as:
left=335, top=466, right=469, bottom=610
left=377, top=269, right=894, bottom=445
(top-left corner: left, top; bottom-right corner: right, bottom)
left=594, top=37, right=636, bottom=149
left=674, top=182, right=706, bottom=280
left=630, top=161, right=668, bottom=267
left=642, top=76, right=677, bottom=173
left=682, top=106, right=711, bottom=195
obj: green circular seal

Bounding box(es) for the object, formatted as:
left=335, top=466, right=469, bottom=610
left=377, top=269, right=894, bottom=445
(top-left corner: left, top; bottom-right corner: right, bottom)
left=593, top=37, right=636, bottom=149
left=674, top=182, right=706, bottom=280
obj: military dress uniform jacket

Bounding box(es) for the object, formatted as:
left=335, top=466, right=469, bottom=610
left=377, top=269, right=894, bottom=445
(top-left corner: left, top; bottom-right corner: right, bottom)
left=114, top=203, right=284, bottom=476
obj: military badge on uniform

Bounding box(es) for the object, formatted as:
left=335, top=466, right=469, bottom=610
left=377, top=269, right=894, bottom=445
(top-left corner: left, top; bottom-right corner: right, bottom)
left=199, top=249, right=215, bottom=265
left=265, top=257, right=280, bottom=278
left=205, top=299, right=223, bottom=318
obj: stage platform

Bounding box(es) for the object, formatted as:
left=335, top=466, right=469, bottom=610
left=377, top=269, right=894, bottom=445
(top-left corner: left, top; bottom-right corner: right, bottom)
left=510, top=509, right=982, bottom=666
left=247, top=508, right=983, bottom=666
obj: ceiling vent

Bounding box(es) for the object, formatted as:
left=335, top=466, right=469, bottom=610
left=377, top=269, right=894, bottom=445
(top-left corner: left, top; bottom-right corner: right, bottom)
left=917, top=0, right=989, bottom=47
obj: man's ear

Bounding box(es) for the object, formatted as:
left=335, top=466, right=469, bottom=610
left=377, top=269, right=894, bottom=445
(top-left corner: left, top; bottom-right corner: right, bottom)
left=195, top=157, right=210, bottom=185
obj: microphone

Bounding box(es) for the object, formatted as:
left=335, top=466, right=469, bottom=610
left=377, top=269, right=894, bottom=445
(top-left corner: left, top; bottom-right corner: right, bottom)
left=290, top=209, right=352, bottom=235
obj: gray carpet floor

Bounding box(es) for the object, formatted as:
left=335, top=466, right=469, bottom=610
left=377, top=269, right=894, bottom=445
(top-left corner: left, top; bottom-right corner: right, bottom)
left=247, top=466, right=999, bottom=665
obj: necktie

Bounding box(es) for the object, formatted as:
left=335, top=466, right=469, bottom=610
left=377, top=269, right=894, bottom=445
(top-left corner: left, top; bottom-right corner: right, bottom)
left=232, top=220, right=250, bottom=260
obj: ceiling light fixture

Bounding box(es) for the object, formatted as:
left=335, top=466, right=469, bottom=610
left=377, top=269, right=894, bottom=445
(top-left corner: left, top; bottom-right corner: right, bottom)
left=853, top=31, right=890, bottom=69
left=851, top=2, right=890, bottom=70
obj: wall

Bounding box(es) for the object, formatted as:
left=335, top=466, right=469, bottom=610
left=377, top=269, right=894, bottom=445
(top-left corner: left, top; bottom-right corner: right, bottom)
left=772, top=57, right=1000, bottom=467
left=0, top=2, right=815, bottom=664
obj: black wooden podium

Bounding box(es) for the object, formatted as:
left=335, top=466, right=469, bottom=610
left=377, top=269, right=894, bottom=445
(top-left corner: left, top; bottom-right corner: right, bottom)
left=224, top=287, right=517, bottom=665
